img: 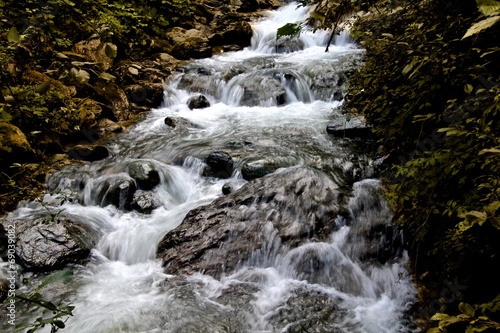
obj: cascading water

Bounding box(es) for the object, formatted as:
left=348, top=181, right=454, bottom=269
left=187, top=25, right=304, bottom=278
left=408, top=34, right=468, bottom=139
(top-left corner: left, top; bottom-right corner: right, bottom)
left=2, top=3, right=417, bottom=332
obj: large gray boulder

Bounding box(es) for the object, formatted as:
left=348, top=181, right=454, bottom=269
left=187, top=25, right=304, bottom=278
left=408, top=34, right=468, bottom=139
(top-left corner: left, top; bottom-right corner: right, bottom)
left=156, top=166, right=340, bottom=277
left=1, top=214, right=99, bottom=271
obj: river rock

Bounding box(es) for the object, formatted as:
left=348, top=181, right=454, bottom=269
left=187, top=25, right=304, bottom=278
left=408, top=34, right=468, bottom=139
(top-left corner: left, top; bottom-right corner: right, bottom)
left=131, top=192, right=160, bottom=214
left=326, top=115, right=373, bottom=140
left=94, top=82, right=131, bottom=121
left=94, top=174, right=137, bottom=210
left=187, top=95, right=211, bottom=109
left=222, top=182, right=232, bottom=195
left=164, top=116, right=198, bottom=129
left=0, top=122, right=35, bottom=166
left=177, top=65, right=219, bottom=97
left=205, top=151, right=234, bottom=179
left=1, top=214, right=99, bottom=271
left=95, top=118, right=123, bottom=134
left=240, top=75, right=286, bottom=106
left=168, top=28, right=212, bottom=60
left=241, top=160, right=279, bottom=180
left=156, top=166, right=340, bottom=277
left=125, top=82, right=165, bottom=107
left=128, top=160, right=161, bottom=190
left=209, top=21, right=253, bottom=47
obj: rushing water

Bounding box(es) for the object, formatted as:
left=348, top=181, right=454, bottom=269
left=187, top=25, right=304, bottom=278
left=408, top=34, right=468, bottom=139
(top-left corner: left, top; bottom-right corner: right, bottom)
left=2, top=3, right=417, bottom=332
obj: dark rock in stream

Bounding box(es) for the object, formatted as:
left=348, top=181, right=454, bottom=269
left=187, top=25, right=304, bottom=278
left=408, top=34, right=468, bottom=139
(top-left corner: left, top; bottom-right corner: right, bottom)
left=156, top=166, right=340, bottom=277
left=0, top=214, right=99, bottom=271
left=164, top=116, right=198, bottom=129
left=241, top=160, right=279, bottom=180
left=94, top=174, right=137, bottom=210
left=222, top=182, right=232, bottom=195
left=204, top=151, right=234, bottom=179
left=326, top=124, right=374, bottom=140
left=128, top=160, right=161, bottom=190
left=187, top=94, right=211, bottom=109
left=326, top=115, right=373, bottom=140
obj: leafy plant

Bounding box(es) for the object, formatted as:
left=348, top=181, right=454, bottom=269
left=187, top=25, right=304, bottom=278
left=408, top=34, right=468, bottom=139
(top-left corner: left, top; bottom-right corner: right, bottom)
left=14, top=270, right=75, bottom=333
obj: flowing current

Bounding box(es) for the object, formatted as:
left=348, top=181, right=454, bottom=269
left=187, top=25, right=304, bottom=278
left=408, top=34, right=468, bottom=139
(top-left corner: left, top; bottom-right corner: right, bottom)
left=4, top=3, right=416, bottom=332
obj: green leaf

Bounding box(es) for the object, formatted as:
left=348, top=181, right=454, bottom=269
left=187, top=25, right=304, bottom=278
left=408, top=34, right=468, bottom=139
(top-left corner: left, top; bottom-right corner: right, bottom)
left=459, top=302, right=475, bottom=317
left=465, top=84, right=474, bottom=94
left=479, top=148, right=500, bottom=155
left=53, top=320, right=66, bottom=328
left=463, top=15, right=500, bottom=39
left=105, top=44, right=117, bottom=59
left=0, top=108, right=12, bottom=122
left=431, top=313, right=451, bottom=321
left=7, top=26, right=20, bottom=43
left=460, top=210, right=488, bottom=226
left=476, top=0, right=500, bottom=15
left=277, top=23, right=302, bottom=40
left=35, top=81, right=51, bottom=95
left=99, top=72, right=116, bottom=82
left=402, top=63, right=413, bottom=75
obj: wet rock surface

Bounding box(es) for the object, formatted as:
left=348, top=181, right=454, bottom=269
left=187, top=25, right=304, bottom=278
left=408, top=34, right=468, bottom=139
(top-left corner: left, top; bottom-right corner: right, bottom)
left=0, top=213, right=99, bottom=271
left=157, top=166, right=340, bottom=277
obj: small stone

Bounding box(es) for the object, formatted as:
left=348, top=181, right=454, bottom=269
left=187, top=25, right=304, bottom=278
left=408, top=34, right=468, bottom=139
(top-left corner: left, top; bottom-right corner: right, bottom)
left=222, top=183, right=232, bottom=195
left=128, top=67, right=140, bottom=75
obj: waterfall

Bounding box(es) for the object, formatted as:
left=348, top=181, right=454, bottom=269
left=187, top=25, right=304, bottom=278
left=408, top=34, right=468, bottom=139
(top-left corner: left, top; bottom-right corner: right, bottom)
left=1, top=2, right=416, bottom=332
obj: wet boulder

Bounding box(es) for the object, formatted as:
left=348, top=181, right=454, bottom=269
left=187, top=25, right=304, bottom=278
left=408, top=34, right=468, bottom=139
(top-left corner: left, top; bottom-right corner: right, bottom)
left=204, top=151, right=234, bottom=179
left=164, top=116, right=199, bottom=129
left=239, top=75, right=286, bottom=106
left=94, top=174, right=137, bottom=210
left=240, top=159, right=286, bottom=180
left=187, top=95, right=211, bottom=110
left=128, top=160, right=161, bottom=191
left=177, top=65, right=219, bottom=97
left=1, top=214, right=99, bottom=271
left=157, top=166, right=340, bottom=277
left=131, top=192, right=160, bottom=214
left=326, top=115, right=373, bottom=140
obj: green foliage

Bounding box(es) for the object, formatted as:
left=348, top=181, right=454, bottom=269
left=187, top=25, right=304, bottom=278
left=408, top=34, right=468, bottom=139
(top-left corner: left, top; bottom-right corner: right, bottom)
left=277, top=23, right=303, bottom=40
left=463, top=0, right=500, bottom=38
left=428, top=297, right=500, bottom=333
left=14, top=270, right=75, bottom=333
left=343, top=0, right=500, bottom=327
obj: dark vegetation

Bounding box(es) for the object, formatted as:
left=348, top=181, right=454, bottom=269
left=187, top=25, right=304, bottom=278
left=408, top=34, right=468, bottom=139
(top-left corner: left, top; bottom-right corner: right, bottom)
left=316, top=0, right=499, bottom=331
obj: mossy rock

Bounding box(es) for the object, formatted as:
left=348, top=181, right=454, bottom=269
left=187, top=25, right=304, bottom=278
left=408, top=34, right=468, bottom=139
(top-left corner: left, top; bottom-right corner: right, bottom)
left=0, top=122, right=35, bottom=166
